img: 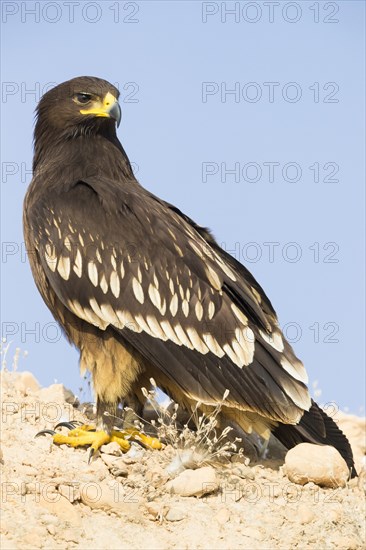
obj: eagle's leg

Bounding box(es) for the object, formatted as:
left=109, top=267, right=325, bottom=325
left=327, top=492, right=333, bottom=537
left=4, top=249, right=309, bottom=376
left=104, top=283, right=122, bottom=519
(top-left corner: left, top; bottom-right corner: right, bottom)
left=38, top=327, right=162, bottom=455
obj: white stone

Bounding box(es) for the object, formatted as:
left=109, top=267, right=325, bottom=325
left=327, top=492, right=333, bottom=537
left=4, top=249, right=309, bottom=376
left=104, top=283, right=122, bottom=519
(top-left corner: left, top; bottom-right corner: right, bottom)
left=297, top=503, right=315, bottom=524
left=285, top=443, right=349, bottom=488
left=215, top=507, right=231, bottom=525
left=166, top=508, right=186, bottom=522
left=165, top=466, right=219, bottom=497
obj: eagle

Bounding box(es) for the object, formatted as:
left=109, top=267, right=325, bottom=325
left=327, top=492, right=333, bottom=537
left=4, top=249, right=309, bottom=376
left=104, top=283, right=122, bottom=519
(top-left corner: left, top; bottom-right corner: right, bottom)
left=24, top=76, right=355, bottom=475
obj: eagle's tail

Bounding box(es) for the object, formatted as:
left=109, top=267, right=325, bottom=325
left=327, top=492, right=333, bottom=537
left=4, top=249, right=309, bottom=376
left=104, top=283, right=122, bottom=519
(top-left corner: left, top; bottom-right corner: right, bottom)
left=273, top=399, right=357, bottom=478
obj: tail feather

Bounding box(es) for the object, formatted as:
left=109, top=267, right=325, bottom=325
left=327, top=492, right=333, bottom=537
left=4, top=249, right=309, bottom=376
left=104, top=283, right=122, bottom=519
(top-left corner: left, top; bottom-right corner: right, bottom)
left=273, top=399, right=357, bottom=478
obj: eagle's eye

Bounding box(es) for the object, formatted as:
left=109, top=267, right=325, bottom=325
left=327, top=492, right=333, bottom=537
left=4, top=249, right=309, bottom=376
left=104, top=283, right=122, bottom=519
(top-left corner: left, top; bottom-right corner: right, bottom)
left=73, top=93, right=93, bottom=105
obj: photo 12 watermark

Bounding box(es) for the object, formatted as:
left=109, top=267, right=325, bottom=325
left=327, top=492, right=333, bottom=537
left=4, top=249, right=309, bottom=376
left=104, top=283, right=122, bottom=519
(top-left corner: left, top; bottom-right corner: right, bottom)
left=201, top=2, right=340, bottom=24
left=201, top=81, right=340, bottom=103
left=201, top=161, right=340, bottom=184
left=2, top=81, right=140, bottom=104
left=1, top=1, right=140, bottom=24
left=2, top=160, right=139, bottom=185
left=1, top=479, right=140, bottom=505
left=1, top=318, right=340, bottom=347
left=1, top=239, right=340, bottom=266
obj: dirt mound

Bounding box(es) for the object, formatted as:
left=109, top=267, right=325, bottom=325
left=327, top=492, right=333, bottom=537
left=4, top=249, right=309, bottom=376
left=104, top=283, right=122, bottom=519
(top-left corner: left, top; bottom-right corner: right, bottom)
left=1, top=370, right=365, bottom=549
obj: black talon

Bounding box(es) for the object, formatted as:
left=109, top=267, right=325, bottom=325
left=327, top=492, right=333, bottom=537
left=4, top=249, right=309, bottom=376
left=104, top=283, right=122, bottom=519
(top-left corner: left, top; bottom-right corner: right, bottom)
left=54, top=421, right=78, bottom=430
left=35, top=429, right=56, bottom=438
left=88, top=448, right=95, bottom=465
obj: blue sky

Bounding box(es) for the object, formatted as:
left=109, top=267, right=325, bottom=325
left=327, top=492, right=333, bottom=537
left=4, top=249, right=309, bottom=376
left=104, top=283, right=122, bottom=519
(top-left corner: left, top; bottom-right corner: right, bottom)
left=1, top=1, right=365, bottom=413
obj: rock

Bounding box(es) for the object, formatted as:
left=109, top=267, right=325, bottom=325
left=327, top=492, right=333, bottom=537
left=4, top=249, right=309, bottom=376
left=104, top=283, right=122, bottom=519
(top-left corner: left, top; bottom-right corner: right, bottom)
left=58, top=483, right=80, bottom=503
left=100, top=455, right=129, bottom=477
left=297, top=504, right=315, bottom=524
left=145, top=465, right=170, bottom=487
left=215, top=507, right=231, bottom=525
left=38, top=494, right=81, bottom=526
left=165, top=466, right=219, bottom=497
left=100, top=442, right=122, bottom=456
left=80, top=480, right=139, bottom=516
left=231, top=464, right=255, bottom=480
left=166, top=508, right=186, bottom=522
left=37, top=384, right=75, bottom=405
left=14, top=371, right=41, bottom=394
left=145, top=502, right=169, bottom=520
left=285, top=443, right=349, bottom=488
left=123, top=443, right=146, bottom=464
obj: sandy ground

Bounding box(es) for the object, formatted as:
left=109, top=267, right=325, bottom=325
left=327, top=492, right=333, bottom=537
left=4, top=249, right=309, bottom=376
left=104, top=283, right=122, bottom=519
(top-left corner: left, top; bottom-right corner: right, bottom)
left=0, top=370, right=365, bottom=550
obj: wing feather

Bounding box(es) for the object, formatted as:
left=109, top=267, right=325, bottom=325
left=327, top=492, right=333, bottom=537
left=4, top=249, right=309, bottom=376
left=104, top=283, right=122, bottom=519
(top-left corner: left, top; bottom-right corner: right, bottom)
left=27, top=177, right=311, bottom=423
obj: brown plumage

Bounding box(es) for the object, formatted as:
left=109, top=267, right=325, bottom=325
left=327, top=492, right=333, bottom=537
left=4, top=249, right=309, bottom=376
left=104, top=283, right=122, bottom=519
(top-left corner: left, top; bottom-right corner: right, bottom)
left=23, top=76, right=356, bottom=476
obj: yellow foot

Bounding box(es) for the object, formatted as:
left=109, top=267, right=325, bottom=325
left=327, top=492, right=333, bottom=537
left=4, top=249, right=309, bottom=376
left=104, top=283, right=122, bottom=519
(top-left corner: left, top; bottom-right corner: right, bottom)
left=36, top=423, right=162, bottom=459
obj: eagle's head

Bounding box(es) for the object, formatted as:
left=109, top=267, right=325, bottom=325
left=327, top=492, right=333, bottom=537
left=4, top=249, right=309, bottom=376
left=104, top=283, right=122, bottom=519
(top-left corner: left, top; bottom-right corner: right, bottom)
left=34, top=76, right=121, bottom=141
left=32, top=76, right=128, bottom=175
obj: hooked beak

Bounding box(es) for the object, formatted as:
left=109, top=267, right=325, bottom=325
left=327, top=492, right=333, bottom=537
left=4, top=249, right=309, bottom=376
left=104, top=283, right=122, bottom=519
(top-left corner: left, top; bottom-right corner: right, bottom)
left=108, top=100, right=122, bottom=127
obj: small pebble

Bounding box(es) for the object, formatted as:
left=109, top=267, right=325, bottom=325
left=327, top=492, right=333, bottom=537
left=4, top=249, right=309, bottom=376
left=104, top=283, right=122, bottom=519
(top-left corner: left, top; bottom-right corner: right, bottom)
left=215, top=507, right=231, bottom=525
left=165, top=466, right=219, bottom=498
left=166, top=508, right=186, bottom=522
left=100, top=442, right=122, bottom=456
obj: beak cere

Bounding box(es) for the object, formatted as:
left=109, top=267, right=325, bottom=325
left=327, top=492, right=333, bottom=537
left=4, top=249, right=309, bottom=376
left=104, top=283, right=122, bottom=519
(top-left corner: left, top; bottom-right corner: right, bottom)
left=80, top=91, right=122, bottom=127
